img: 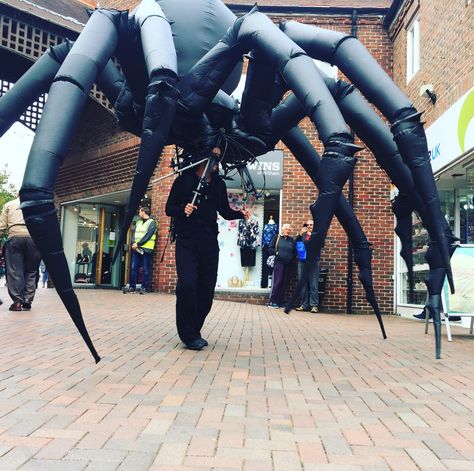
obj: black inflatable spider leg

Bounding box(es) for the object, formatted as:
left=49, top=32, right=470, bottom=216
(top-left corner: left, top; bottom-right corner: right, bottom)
left=19, top=9, right=124, bottom=363
left=321, top=81, right=418, bottom=295
left=238, top=10, right=360, bottom=256
left=113, top=1, right=180, bottom=264
left=0, top=45, right=64, bottom=136
left=270, top=97, right=385, bottom=331
left=282, top=127, right=386, bottom=338
left=424, top=243, right=458, bottom=359
left=391, top=194, right=414, bottom=303
left=281, top=20, right=454, bottom=294
left=95, top=60, right=142, bottom=137
left=0, top=40, right=137, bottom=138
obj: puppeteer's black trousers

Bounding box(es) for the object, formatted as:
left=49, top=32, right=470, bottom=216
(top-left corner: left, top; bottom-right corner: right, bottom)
left=175, top=236, right=219, bottom=344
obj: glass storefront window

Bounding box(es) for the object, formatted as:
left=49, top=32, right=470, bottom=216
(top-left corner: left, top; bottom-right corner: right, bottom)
left=399, top=212, right=428, bottom=305
left=62, top=202, right=123, bottom=288
left=459, top=168, right=474, bottom=244
left=399, top=189, right=457, bottom=305
left=74, top=205, right=99, bottom=285
left=216, top=190, right=280, bottom=291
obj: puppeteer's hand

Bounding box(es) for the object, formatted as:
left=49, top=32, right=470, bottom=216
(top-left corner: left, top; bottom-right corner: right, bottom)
left=184, top=203, right=197, bottom=216
left=132, top=243, right=138, bottom=250
left=242, top=209, right=251, bottom=220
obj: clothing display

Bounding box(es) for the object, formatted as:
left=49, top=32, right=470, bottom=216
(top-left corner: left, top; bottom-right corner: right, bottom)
left=237, top=219, right=260, bottom=267
left=240, top=247, right=256, bottom=267
left=261, top=218, right=279, bottom=288
left=237, top=219, right=260, bottom=249
left=262, top=221, right=279, bottom=247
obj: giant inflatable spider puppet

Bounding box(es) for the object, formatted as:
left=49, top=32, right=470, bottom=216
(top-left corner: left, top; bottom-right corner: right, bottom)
left=0, top=0, right=457, bottom=361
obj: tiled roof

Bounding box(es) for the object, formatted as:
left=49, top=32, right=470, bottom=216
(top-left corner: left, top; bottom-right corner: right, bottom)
left=226, top=0, right=392, bottom=9
left=0, top=0, right=90, bottom=30
left=0, top=0, right=393, bottom=34
left=26, top=0, right=90, bottom=22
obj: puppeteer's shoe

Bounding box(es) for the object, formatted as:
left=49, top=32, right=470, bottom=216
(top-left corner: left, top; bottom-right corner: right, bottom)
left=122, top=286, right=136, bottom=294
left=268, top=302, right=280, bottom=309
left=310, top=306, right=319, bottom=313
left=9, top=302, right=22, bottom=311
left=22, top=303, right=31, bottom=311
left=295, top=305, right=307, bottom=311
left=185, top=338, right=207, bottom=351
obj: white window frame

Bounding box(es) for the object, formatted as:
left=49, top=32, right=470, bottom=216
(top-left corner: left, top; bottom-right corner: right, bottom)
left=406, top=14, right=420, bottom=83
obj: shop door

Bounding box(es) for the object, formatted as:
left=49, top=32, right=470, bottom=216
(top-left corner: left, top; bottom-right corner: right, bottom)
left=95, top=206, right=121, bottom=288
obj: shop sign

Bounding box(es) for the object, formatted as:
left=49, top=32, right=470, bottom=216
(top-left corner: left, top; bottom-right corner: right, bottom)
left=224, top=150, right=283, bottom=190
left=426, top=86, right=474, bottom=173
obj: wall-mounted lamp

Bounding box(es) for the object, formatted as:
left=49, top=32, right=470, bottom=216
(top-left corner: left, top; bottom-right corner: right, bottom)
left=92, top=205, right=97, bottom=211
left=420, top=84, right=437, bottom=105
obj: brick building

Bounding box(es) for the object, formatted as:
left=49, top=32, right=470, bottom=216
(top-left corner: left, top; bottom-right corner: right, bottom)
left=385, top=0, right=474, bottom=320
left=2, top=0, right=471, bottom=315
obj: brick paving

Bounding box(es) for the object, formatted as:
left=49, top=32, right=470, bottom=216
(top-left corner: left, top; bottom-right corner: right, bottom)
left=0, top=287, right=473, bottom=470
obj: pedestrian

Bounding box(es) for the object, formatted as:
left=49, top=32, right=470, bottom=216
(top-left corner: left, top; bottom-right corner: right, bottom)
left=165, top=146, right=250, bottom=351
left=39, top=260, right=48, bottom=288
left=268, top=223, right=295, bottom=308
left=295, top=219, right=320, bottom=313
left=0, top=197, right=41, bottom=311
left=123, top=206, right=156, bottom=294
left=81, top=242, right=92, bottom=262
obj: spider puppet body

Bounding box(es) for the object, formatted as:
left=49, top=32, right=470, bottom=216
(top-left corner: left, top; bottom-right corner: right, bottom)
left=0, top=0, right=457, bottom=360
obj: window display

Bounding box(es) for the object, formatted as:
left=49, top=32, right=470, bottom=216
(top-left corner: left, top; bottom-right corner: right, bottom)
left=216, top=191, right=280, bottom=290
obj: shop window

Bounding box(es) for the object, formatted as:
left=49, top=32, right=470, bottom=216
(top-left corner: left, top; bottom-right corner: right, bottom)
left=216, top=191, right=280, bottom=291
left=399, top=190, right=455, bottom=305
left=406, top=15, right=420, bottom=83
left=74, top=205, right=99, bottom=284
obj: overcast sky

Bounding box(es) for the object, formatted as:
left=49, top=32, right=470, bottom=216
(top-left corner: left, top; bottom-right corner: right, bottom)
left=0, top=122, right=34, bottom=190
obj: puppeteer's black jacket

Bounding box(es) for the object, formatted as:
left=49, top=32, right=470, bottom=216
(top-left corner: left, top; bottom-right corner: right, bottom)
left=165, top=171, right=243, bottom=239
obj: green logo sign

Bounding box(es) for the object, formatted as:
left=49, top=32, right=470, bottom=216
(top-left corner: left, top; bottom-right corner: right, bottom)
left=458, top=89, right=474, bottom=153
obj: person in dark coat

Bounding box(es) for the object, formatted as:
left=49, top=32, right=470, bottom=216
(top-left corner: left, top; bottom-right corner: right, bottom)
left=295, top=219, right=320, bottom=313
left=268, top=223, right=295, bottom=308
left=165, top=147, right=250, bottom=351
left=0, top=197, right=41, bottom=311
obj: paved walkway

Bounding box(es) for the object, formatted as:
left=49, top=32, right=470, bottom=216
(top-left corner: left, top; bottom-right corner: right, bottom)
left=0, top=287, right=473, bottom=471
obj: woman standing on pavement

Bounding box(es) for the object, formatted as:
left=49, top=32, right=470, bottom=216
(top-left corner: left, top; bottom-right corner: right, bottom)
left=268, top=223, right=295, bottom=308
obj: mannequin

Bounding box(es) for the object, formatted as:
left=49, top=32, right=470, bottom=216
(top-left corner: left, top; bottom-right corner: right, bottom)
left=261, top=215, right=279, bottom=288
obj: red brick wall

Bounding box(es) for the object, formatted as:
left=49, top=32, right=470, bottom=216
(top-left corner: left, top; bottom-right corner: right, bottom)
left=388, top=0, right=473, bottom=127
left=56, top=8, right=395, bottom=315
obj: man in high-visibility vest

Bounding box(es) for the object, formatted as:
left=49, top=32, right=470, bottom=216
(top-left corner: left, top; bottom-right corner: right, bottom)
left=123, top=206, right=156, bottom=294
